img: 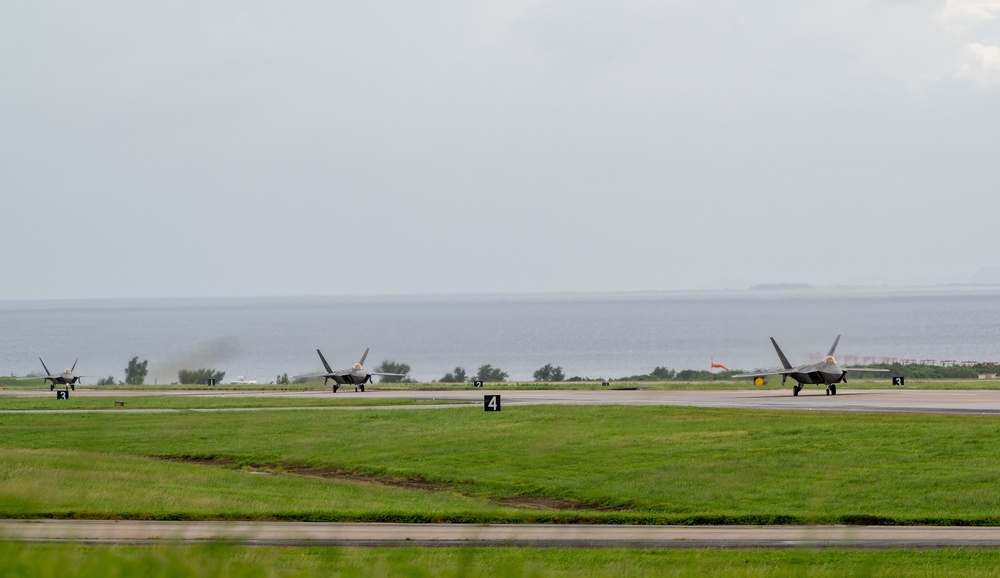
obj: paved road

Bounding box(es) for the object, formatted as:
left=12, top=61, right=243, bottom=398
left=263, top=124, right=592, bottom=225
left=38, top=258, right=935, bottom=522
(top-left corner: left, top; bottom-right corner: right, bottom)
left=5, top=388, right=1000, bottom=415
left=4, top=520, right=1000, bottom=548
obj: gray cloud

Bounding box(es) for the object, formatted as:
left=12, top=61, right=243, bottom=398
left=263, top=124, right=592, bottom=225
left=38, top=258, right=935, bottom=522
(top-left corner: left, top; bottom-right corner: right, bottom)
left=2, top=1, right=998, bottom=300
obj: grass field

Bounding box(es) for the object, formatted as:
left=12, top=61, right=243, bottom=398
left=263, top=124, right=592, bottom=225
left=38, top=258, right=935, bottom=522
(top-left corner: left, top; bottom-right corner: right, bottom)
left=4, top=401, right=1000, bottom=576
left=0, top=395, right=451, bottom=411
left=4, top=543, right=1000, bottom=577
left=3, top=405, right=1000, bottom=524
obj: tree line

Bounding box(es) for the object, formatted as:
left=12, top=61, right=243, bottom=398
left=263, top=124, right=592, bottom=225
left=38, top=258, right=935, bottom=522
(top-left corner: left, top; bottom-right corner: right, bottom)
left=98, top=358, right=968, bottom=386
left=94, top=357, right=226, bottom=385
left=437, top=363, right=567, bottom=383
left=89, top=357, right=666, bottom=385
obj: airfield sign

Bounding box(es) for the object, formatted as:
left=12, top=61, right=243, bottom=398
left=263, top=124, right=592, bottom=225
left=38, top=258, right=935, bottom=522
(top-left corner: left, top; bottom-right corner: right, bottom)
left=56, top=390, right=69, bottom=400
left=893, top=376, right=905, bottom=386
left=484, top=395, right=500, bottom=412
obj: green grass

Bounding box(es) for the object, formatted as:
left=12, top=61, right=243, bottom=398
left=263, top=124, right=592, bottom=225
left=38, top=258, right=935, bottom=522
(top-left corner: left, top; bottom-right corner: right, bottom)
left=4, top=405, right=1000, bottom=524
left=0, top=448, right=499, bottom=519
left=0, top=396, right=452, bottom=411
left=5, top=543, right=1000, bottom=577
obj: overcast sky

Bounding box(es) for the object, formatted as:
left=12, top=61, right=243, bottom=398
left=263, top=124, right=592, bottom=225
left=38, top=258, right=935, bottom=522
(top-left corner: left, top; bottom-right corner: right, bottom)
left=2, top=1, right=998, bottom=300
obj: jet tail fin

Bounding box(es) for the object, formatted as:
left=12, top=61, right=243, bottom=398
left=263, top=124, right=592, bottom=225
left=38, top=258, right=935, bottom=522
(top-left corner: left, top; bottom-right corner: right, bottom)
left=827, top=335, right=841, bottom=357
left=316, top=349, right=334, bottom=373
left=359, top=347, right=370, bottom=367
left=770, top=338, right=793, bottom=370
left=39, top=358, right=52, bottom=376
left=71, top=358, right=79, bottom=372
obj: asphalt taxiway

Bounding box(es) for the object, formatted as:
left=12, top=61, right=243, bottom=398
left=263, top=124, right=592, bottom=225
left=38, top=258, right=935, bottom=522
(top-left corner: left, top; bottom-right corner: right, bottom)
left=4, top=388, right=1000, bottom=415
left=5, top=520, right=1000, bottom=548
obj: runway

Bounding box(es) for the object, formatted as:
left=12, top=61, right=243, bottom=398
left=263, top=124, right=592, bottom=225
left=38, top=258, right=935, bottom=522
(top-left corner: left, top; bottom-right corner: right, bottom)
left=4, top=388, right=1000, bottom=415
left=5, top=520, right=1000, bottom=548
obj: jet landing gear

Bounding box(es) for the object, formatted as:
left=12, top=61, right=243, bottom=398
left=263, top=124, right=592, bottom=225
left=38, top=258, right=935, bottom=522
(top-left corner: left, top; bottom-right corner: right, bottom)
left=355, top=384, right=365, bottom=392
left=332, top=383, right=340, bottom=393
left=825, top=384, right=838, bottom=395
left=793, top=385, right=802, bottom=396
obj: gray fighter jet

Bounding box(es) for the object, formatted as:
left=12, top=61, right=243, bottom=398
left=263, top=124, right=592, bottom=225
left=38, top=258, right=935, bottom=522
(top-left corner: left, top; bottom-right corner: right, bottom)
left=33, top=358, right=87, bottom=390
left=734, top=335, right=888, bottom=396
left=314, top=347, right=406, bottom=393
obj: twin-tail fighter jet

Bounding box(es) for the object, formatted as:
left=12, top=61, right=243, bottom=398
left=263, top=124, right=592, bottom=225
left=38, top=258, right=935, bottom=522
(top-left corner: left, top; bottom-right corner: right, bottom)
left=312, top=347, right=406, bottom=392
left=733, top=335, right=888, bottom=396
left=33, top=358, right=88, bottom=390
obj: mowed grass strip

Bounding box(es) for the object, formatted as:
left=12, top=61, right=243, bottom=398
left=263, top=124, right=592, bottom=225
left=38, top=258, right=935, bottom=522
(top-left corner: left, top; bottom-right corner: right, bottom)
left=0, top=448, right=502, bottom=519
left=0, top=396, right=453, bottom=411
left=4, top=543, right=1000, bottom=578
left=2, top=405, right=1000, bottom=523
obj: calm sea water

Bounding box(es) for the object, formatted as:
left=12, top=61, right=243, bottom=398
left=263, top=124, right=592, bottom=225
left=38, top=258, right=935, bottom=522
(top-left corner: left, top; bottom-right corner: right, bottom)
left=1, top=287, right=998, bottom=383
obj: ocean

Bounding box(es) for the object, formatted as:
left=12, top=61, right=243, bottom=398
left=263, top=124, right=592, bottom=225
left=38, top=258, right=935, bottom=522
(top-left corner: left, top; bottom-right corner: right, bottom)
left=1, top=286, right=998, bottom=384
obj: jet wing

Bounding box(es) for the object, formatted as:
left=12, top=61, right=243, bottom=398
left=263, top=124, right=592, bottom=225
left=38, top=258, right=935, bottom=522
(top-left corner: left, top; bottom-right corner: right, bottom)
left=370, top=372, right=407, bottom=377
left=291, top=370, right=349, bottom=381
left=843, top=367, right=890, bottom=373
left=731, top=370, right=790, bottom=379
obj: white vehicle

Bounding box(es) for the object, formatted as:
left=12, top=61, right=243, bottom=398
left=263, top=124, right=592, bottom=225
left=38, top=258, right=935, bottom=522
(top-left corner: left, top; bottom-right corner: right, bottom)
left=229, top=376, right=258, bottom=385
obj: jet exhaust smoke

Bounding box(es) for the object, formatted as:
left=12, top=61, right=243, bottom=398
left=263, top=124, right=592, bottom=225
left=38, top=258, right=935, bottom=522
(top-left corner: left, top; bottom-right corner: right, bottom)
left=150, top=337, right=244, bottom=383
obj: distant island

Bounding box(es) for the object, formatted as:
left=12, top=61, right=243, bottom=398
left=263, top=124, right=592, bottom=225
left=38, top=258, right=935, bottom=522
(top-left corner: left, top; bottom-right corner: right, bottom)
left=749, top=283, right=812, bottom=291
left=968, top=266, right=1000, bottom=285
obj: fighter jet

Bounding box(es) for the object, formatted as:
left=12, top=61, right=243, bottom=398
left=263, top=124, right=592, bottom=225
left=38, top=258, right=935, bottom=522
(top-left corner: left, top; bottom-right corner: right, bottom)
left=313, top=347, right=406, bottom=392
left=33, top=358, right=87, bottom=390
left=733, top=335, right=888, bottom=396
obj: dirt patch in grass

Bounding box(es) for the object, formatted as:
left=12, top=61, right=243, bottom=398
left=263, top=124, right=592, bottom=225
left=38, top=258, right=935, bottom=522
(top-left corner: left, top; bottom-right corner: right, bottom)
left=498, top=497, right=608, bottom=511
left=159, top=455, right=622, bottom=512
left=158, top=455, right=452, bottom=491
left=173, top=457, right=232, bottom=467
left=265, top=464, right=453, bottom=492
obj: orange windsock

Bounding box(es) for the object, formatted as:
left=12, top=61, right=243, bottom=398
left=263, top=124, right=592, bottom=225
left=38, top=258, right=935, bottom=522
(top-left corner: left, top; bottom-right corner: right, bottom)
left=711, top=361, right=730, bottom=371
